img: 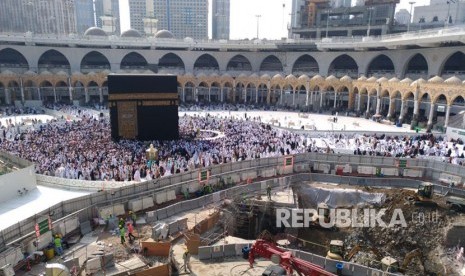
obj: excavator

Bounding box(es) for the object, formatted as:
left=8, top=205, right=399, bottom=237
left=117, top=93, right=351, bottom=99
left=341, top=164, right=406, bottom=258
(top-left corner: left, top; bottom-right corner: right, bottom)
left=381, top=248, right=422, bottom=273
left=249, top=239, right=337, bottom=276
left=326, top=240, right=381, bottom=262
left=413, top=183, right=438, bottom=207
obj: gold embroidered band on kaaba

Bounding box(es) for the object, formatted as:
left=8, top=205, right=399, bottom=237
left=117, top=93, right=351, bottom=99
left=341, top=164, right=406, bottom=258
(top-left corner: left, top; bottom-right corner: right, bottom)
left=109, top=93, right=178, bottom=101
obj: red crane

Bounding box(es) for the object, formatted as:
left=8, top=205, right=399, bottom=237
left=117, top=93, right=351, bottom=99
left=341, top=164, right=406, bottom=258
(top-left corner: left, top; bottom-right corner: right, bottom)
left=249, top=239, right=337, bottom=276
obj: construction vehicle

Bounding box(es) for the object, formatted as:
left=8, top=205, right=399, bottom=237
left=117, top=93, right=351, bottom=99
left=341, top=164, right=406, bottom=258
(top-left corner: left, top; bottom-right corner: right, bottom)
left=414, top=183, right=438, bottom=207
left=446, top=195, right=465, bottom=212
left=326, top=240, right=344, bottom=261
left=249, top=239, right=337, bottom=276
left=381, top=248, right=422, bottom=273
left=326, top=241, right=381, bottom=262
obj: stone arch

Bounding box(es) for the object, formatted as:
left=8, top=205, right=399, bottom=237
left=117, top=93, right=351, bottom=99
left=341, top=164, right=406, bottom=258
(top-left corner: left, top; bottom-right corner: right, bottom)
left=7, top=80, right=20, bottom=103
left=38, top=49, right=70, bottom=74
left=80, top=51, right=111, bottom=73
left=184, top=81, right=195, bottom=102
left=236, top=82, right=246, bottom=103
left=158, top=53, right=185, bottom=73
left=223, top=82, right=233, bottom=103
left=336, top=85, right=349, bottom=110
left=451, top=95, right=465, bottom=106
left=270, top=84, right=281, bottom=105
left=194, top=54, right=219, bottom=72
left=366, top=54, right=395, bottom=78
left=40, top=80, right=54, bottom=103
left=197, top=81, right=209, bottom=103
left=0, top=48, right=29, bottom=73
left=120, top=52, right=148, bottom=70
left=403, top=53, right=428, bottom=79
left=292, top=54, right=319, bottom=76
left=210, top=82, right=221, bottom=103
left=87, top=80, right=100, bottom=103
left=245, top=83, right=256, bottom=103
left=227, top=55, right=252, bottom=72
left=72, top=81, right=84, bottom=102
left=55, top=80, right=70, bottom=103
left=440, top=51, right=465, bottom=78
left=260, top=55, right=283, bottom=72
left=328, top=54, right=358, bottom=78
left=23, top=79, right=38, bottom=101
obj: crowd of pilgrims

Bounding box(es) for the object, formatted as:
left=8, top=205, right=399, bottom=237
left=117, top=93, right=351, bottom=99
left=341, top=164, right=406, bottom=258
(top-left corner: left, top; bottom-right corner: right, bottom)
left=0, top=104, right=462, bottom=182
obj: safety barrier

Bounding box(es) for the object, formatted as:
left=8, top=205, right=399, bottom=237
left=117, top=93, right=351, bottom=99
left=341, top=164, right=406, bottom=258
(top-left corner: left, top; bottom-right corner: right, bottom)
left=197, top=243, right=397, bottom=276
left=2, top=151, right=465, bottom=253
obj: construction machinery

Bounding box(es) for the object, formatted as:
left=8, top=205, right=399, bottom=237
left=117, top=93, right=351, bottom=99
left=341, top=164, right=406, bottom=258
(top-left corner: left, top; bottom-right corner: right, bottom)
left=414, top=183, right=438, bottom=207
left=249, top=239, right=337, bottom=276
left=446, top=195, right=465, bottom=212
left=326, top=240, right=344, bottom=261
left=326, top=241, right=381, bottom=262
left=381, top=248, right=422, bottom=273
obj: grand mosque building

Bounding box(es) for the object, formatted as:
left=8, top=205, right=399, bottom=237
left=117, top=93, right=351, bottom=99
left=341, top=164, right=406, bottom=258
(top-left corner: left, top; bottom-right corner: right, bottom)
left=0, top=27, right=465, bottom=132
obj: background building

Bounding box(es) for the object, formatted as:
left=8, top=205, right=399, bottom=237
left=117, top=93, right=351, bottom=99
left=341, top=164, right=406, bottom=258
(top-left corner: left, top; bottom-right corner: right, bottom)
left=394, top=8, right=410, bottom=25
left=290, top=0, right=400, bottom=38
left=128, top=0, right=157, bottom=36
left=0, top=0, right=78, bottom=35
left=413, top=0, right=465, bottom=28
left=153, top=0, right=208, bottom=39
left=212, top=0, right=230, bottom=40
left=75, top=0, right=96, bottom=34
left=95, top=0, right=121, bottom=35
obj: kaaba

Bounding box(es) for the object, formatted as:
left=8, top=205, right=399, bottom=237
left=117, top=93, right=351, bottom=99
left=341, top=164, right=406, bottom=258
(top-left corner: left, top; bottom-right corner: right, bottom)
left=108, top=74, right=179, bottom=141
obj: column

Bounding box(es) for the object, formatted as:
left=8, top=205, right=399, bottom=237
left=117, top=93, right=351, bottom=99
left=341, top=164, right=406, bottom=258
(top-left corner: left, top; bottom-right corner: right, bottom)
left=195, top=88, right=199, bottom=102
left=5, top=89, right=10, bottom=105
left=305, top=89, right=309, bottom=106
left=53, top=87, right=57, bottom=103
left=208, top=87, right=211, bottom=102
left=69, top=83, right=73, bottom=102
left=411, top=97, right=419, bottom=129
left=37, top=87, right=41, bottom=101
left=280, top=88, right=283, bottom=105
left=255, top=87, right=259, bottom=104
left=375, top=88, right=381, bottom=115
left=99, top=87, right=103, bottom=103
left=357, top=93, right=361, bottom=111
left=244, top=88, right=247, bottom=103
left=319, top=92, right=323, bottom=109
left=20, top=79, right=25, bottom=102
left=413, top=98, right=419, bottom=120
left=182, top=86, right=186, bottom=102
left=85, top=87, right=89, bottom=103
left=333, top=91, right=337, bottom=108
left=220, top=87, right=224, bottom=102
left=427, top=102, right=435, bottom=130
left=292, top=89, right=296, bottom=107
left=399, top=99, right=405, bottom=123
left=366, top=93, right=371, bottom=115
left=444, top=104, right=451, bottom=129
left=266, top=88, right=271, bottom=104
left=387, top=98, right=394, bottom=119
left=309, top=90, right=314, bottom=109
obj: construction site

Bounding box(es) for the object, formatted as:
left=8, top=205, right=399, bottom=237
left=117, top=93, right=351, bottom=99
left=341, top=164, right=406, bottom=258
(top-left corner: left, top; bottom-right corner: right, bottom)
left=4, top=160, right=465, bottom=276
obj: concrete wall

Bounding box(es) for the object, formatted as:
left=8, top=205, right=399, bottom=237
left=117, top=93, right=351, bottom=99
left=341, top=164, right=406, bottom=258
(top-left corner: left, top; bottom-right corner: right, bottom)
left=3, top=152, right=465, bottom=254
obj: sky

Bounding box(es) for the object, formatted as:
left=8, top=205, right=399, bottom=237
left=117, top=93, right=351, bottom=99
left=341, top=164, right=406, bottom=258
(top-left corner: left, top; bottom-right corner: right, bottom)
left=119, top=0, right=430, bottom=40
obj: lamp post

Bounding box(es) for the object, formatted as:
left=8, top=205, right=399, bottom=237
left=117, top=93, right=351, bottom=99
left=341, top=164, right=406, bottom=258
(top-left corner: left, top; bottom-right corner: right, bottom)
left=255, top=14, right=261, bottom=39
left=446, top=0, right=455, bottom=27
left=366, top=7, right=374, bottom=36
left=325, top=9, right=330, bottom=38
left=407, top=1, right=415, bottom=32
